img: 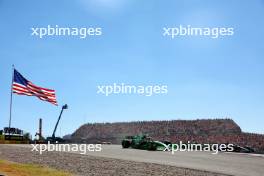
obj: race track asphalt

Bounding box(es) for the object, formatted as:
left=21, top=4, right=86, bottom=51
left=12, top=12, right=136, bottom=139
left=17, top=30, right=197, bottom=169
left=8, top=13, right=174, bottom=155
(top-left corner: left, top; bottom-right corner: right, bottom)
left=7, top=144, right=264, bottom=176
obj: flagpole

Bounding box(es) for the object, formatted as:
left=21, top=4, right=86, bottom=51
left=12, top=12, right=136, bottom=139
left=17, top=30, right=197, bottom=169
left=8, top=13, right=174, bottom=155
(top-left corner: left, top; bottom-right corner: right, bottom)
left=8, top=65, right=14, bottom=134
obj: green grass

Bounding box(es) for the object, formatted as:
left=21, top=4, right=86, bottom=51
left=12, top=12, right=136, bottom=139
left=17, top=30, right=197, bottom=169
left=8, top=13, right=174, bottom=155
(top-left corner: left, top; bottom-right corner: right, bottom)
left=0, top=160, right=72, bottom=176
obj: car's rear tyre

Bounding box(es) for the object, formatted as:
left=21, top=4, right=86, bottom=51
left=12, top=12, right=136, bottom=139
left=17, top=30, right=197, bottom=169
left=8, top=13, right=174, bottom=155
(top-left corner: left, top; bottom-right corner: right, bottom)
left=122, top=140, right=131, bottom=148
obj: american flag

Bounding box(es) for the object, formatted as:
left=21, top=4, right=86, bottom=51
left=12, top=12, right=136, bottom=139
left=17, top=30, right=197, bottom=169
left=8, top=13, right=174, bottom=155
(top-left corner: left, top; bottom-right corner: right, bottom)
left=12, top=69, right=58, bottom=105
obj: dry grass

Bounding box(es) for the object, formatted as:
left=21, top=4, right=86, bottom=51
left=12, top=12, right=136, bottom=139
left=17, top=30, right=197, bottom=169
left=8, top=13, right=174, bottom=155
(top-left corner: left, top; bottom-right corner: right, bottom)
left=0, top=160, right=72, bottom=176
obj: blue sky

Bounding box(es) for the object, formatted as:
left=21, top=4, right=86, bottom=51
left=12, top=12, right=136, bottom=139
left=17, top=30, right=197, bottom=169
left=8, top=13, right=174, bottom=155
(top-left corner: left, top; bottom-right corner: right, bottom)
left=0, top=0, right=264, bottom=137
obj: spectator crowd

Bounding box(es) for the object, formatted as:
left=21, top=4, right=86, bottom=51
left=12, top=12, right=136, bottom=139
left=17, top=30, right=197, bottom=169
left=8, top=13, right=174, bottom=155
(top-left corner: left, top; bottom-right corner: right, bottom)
left=72, top=119, right=264, bottom=153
